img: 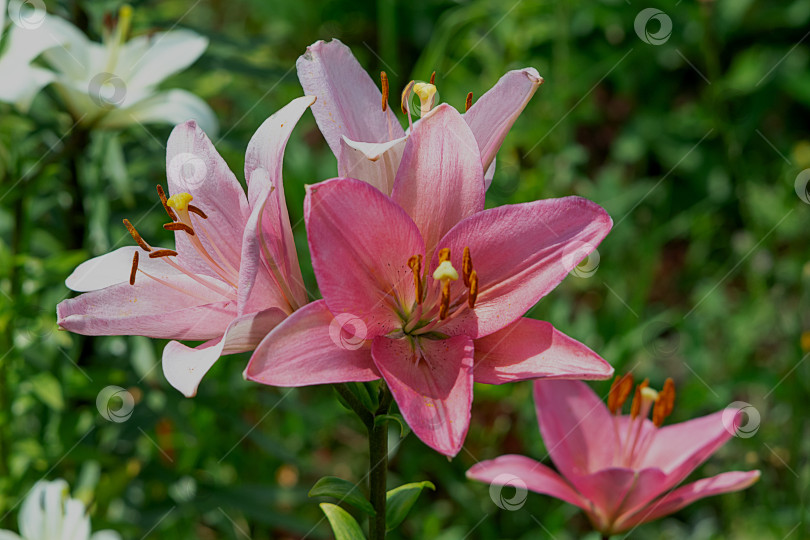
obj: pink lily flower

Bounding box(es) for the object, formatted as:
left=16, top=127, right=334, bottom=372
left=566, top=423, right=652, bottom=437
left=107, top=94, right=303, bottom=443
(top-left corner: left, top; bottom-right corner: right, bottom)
left=56, top=96, right=315, bottom=397
left=245, top=104, right=613, bottom=457
left=296, top=38, right=543, bottom=194
left=467, top=377, right=760, bottom=535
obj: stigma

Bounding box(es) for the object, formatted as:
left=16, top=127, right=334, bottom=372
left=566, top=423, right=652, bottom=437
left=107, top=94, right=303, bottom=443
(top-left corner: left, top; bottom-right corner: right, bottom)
left=167, top=192, right=194, bottom=211
left=413, top=82, right=437, bottom=115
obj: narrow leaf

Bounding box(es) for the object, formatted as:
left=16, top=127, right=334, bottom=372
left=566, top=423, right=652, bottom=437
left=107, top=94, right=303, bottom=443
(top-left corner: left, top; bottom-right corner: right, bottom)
left=319, top=503, right=367, bottom=540
left=385, top=481, right=436, bottom=531
left=309, top=476, right=376, bottom=516
left=374, top=414, right=411, bottom=439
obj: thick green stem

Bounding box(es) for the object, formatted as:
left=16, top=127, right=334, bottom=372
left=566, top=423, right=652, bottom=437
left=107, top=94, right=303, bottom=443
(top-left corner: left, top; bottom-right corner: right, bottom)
left=368, top=385, right=392, bottom=540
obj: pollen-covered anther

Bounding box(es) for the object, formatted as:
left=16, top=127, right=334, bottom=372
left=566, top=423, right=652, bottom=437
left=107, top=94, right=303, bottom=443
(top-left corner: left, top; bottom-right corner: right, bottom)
left=380, top=71, right=389, bottom=111
left=166, top=192, right=193, bottom=212
left=188, top=205, right=208, bottom=219
left=148, top=249, right=178, bottom=259
left=652, top=378, right=676, bottom=427
left=129, top=251, right=139, bottom=285
left=607, top=373, right=634, bottom=415
left=164, top=222, right=195, bottom=235
left=123, top=219, right=151, bottom=252
left=462, top=246, right=473, bottom=287
left=429, top=71, right=436, bottom=85
left=437, top=247, right=451, bottom=263
left=408, top=254, right=423, bottom=305
left=630, top=379, right=650, bottom=418
left=401, top=80, right=415, bottom=115
left=465, top=92, right=473, bottom=112
left=467, top=270, right=478, bottom=309
left=156, top=185, right=177, bottom=221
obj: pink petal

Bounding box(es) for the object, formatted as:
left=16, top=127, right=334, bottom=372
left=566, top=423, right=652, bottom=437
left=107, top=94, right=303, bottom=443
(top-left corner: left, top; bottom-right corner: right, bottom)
left=614, top=470, right=761, bottom=532
left=371, top=335, right=474, bottom=457
left=305, top=178, right=424, bottom=337
left=435, top=196, right=612, bottom=338
left=464, top=68, right=543, bottom=173
left=391, top=104, right=485, bottom=259
left=533, top=380, right=617, bottom=478
left=239, top=96, right=315, bottom=314
left=567, top=467, right=657, bottom=530
left=162, top=307, right=288, bottom=397
left=166, top=120, right=250, bottom=276
left=473, top=317, right=613, bottom=384
left=245, top=300, right=380, bottom=386
left=338, top=136, right=407, bottom=196
left=297, top=39, right=405, bottom=157
left=483, top=158, right=496, bottom=190
left=57, top=276, right=236, bottom=340
left=65, top=246, right=182, bottom=292
left=466, top=454, right=589, bottom=511
left=638, top=410, right=738, bottom=491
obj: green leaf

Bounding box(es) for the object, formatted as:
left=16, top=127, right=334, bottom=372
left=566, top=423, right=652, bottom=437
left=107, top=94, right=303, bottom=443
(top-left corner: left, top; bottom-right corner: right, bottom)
left=385, top=481, right=435, bottom=531
left=319, top=503, right=367, bottom=540
left=309, top=476, right=376, bottom=516
left=29, top=372, right=64, bottom=411
left=374, top=414, right=411, bottom=439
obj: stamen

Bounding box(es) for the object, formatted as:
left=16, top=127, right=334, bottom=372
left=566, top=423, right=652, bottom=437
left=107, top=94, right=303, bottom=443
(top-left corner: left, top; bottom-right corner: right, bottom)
left=156, top=185, right=177, bottom=221
left=164, top=222, right=195, bottom=235
left=408, top=255, right=423, bottom=305
left=438, top=248, right=451, bottom=263
left=123, top=219, right=151, bottom=252
left=188, top=205, right=208, bottom=219
left=149, top=249, right=178, bottom=259
left=630, top=379, right=649, bottom=418
left=462, top=246, right=472, bottom=287
left=381, top=71, right=389, bottom=112
left=607, top=373, right=634, bottom=414
left=401, top=80, right=415, bottom=115
left=129, top=251, right=138, bottom=285
left=652, top=378, right=675, bottom=427
left=439, top=281, right=451, bottom=320
left=467, top=270, right=478, bottom=309
left=465, top=92, right=473, bottom=112
left=429, top=71, right=436, bottom=85
left=166, top=192, right=193, bottom=211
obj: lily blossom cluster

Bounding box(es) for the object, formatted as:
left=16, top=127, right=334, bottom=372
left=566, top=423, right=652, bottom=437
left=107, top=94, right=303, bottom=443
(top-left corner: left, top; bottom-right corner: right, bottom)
left=246, top=50, right=614, bottom=456
left=57, top=96, right=314, bottom=397
left=0, top=479, right=121, bottom=540
left=468, top=377, right=760, bottom=534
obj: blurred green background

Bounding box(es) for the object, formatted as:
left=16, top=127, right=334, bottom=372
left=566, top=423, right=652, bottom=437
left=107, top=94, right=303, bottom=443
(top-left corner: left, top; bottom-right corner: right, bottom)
left=1, top=0, right=808, bottom=538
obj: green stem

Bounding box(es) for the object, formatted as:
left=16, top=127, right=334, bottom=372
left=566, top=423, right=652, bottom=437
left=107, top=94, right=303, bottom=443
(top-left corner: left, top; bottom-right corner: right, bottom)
left=368, top=385, right=392, bottom=540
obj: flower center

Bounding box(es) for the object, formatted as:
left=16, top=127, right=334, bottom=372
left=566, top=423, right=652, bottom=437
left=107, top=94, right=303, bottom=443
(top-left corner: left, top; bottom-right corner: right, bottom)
left=607, top=375, right=676, bottom=467
left=400, top=247, right=478, bottom=336
left=122, top=186, right=239, bottom=302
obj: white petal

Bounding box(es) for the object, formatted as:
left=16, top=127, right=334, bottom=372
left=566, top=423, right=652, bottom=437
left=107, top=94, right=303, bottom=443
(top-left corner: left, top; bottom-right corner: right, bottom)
left=117, top=30, right=207, bottom=91
left=65, top=246, right=184, bottom=292
left=97, top=89, right=218, bottom=136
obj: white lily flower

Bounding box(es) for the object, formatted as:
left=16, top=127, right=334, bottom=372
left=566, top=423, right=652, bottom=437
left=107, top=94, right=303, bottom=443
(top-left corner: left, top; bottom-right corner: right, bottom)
left=0, top=479, right=121, bottom=540
left=39, top=4, right=218, bottom=134
left=0, top=0, right=75, bottom=110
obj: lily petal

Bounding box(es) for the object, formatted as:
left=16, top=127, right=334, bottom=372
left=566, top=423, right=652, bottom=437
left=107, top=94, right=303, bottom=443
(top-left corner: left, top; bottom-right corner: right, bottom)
left=473, top=318, right=613, bottom=384
left=239, top=96, right=315, bottom=314
left=245, top=300, right=380, bottom=386
left=65, top=246, right=182, bottom=292
left=162, top=307, right=288, bottom=397
left=467, top=454, right=589, bottom=510
left=166, top=120, right=250, bottom=275
left=639, top=410, right=739, bottom=491
left=435, top=196, right=612, bottom=338
left=615, top=470, right=761, bottom=531
left=391, top=104, right=485, bottom=259
left=57, top=276, right=235, bottom=340
left=371, top=335, right=474, bottom=457
left=464, top=68, right=543, bottom=173
left=297, top=39, right=404, bottom=157
left=98, top=89, right=218, bottom=136
left=305, top=178, right=424, bottom=337
left=338, top=135, right=407, bottom=196
left=533, top=380, right=617, bottom=478
left=118, top=30, right=208, bottom=92
left=568, top=467, right=658, bottom=528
